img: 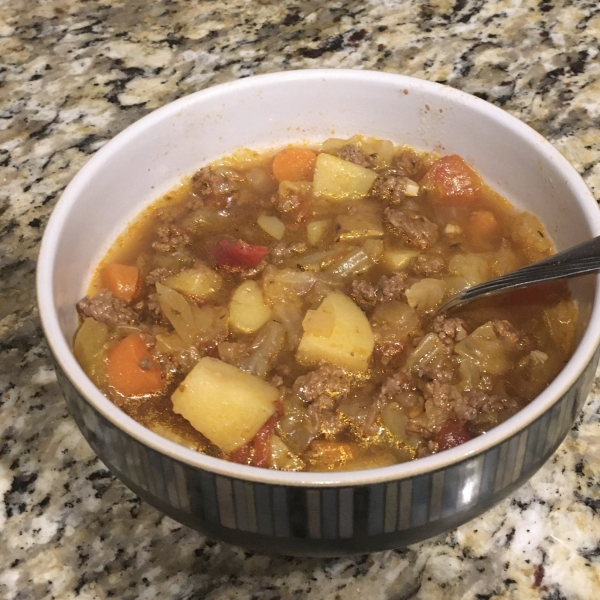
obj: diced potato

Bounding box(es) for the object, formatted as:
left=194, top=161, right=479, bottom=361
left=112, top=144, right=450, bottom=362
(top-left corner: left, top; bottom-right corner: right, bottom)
left=381, top=403, right=408, bottom=441
left=455, top=322, right=511, bottom=375
left=297, top=291, right=374, bottom=372
left=448, top=254, right=489, bottom=287
left=307, top=219, right=330, bottom=245
left=361, top=137, right=395, bottom=169
left=171, top=357, right=278, bottom=453
left=543, top=300, right=578, bottom=352
left=270, top=435, right=304, bottom=471
left=363, top=239, right=384, bottom=261
left=335, top=210, right=383, bottom=241
left=312, top=153, right=378, bottom=201
left=163, top=264, right=222, bottom=299
left=302, top=308, right=335, bottom=338
left=383, top=247, right=419, bottom=271
left=257, top=215, right=285, bottom=240
left=229, top=280, right=272, bottom=333
left=73, top=317, right=109, bottom=386
left=372, top=300, right=420, bottom=341
left=405, top=278, right=447, bottom=312
left=212, top=148, right=264, bottom=168
left=511, top=212, right=553, bottom=259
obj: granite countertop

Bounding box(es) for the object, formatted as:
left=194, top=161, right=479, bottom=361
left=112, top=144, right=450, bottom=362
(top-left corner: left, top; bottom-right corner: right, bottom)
left=1, top=0, right=600, bottom=598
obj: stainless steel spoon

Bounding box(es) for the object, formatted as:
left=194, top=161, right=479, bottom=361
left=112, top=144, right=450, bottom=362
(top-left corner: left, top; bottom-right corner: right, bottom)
left=436, top=235, right=600, bottom=314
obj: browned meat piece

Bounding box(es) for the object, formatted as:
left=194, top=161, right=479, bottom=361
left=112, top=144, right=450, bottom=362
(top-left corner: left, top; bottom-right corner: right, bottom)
left=152, top=224, right=190, bottom=253
left=272, top=190, right=302, bottom=214
left=393, top=148, right=430, bottom=180
left=145, top=267, right=171, bottom=286
left=416, top=365, right=453, bottom=383
left=271, top=182, right=310, bottom=222
left=378, top=271, right=408, bottom=302
left=384, top=208, right=439, bottom=249
left=349, top=272, right=408, bottom=310
left=463, top=391, right=518, bottom=415
left=77, top=290, right=139, bottom=328
left=338, top=144, right=377, bottom=168
left=293, top=364, right=351, bottom=404
left=363, top=372, right=419, bottom=433
left=432, top=315, right=468, bottom=346
left=419, top=379, right=461, bottom=409
left=412, top=255, right=445, bottom=276
left=370, top=171, right=414, bottom=205
left=349, top=279, right=379, bottom=310
left=319, top=409, right=346, bottom=436
left=192, top=167, right=240, bottom=204
left=379, top=372, right=419, bottom=401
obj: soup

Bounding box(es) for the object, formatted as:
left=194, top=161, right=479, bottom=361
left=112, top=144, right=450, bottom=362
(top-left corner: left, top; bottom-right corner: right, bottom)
left=73, top=136, right=576, bottom=471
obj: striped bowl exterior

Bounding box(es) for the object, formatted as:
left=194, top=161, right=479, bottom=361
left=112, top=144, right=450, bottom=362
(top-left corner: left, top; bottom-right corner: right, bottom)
left=55, top=347, right=599, bottom=556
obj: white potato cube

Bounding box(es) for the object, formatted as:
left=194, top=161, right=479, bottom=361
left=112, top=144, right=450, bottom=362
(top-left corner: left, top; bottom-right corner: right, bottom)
left=312, top=153, right=378, bottom=201
left=230, top=281, right=272, bottom=333
left=171, top=357, right=278, bottom=453
left=405, top=278, right=447, bottom=312
left=257, top=215, right=285, bottom=240
left=307, top=219, right=330, bottom=245
left=297, top=291, right=374, bottom=372
left=163, top=264, right=222, bottom=299
left=382, top=248, right=419, bottom=271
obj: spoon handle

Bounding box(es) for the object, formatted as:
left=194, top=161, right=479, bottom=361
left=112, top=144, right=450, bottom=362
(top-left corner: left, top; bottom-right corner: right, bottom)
left=437, top=235, right=600, bottom=314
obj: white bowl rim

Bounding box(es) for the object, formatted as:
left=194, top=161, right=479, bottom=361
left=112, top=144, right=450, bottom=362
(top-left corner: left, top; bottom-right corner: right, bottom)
left=37, top=68, right=600, bottom=487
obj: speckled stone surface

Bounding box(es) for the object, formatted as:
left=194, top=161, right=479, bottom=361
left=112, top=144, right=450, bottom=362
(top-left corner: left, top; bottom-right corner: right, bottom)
left=1, top=0, right=600, bottom=598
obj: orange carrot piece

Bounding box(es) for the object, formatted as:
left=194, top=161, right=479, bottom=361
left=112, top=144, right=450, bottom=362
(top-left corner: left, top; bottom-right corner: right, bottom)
left=469, top=210, right=500, bottom=238
left=272, top=147, right=317, bottom=182
left=102, top=264, right=140, bottom=302
left=421, top=155, right=482, bottom=205
left=106, top=333, right=163, bottom=396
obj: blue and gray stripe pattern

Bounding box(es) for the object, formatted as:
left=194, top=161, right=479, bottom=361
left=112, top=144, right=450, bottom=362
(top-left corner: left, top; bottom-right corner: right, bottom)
left=55, top=346, right=599, bottom=556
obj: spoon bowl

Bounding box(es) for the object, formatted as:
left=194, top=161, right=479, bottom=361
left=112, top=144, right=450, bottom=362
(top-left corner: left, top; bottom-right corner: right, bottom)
left=437, top=235, right=600, bottom=314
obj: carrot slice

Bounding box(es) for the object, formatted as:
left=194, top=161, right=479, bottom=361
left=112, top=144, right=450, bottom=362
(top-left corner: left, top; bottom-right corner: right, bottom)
left=102, top=264, right=140, bottom=302
left=469, top=210, right=500, bottom=248
left=421, top=155, right=482, bottom=205
left=469, top=210, right=499, bottom=237
left=106, top=333, right=163, bottom=396
left=272, top=147, right=317, bottom=182
left=250, top=415, right=278, bottom=468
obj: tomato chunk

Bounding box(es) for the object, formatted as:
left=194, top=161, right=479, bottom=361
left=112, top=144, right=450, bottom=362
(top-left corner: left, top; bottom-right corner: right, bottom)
left=213, top=237, right=268, bottom=268
left=228, top=412, right=279, bottom=468
left=435, top=420, right=472, bottom=451
left=251, top=415, right=278, bottom=468
left=422, top=155, right=482, bottom=205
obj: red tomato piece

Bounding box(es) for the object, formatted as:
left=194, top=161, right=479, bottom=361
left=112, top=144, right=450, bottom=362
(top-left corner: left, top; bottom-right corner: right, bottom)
left=229, top=444, right=252, bottom=465
left=213, top=237, right=268, bottom=268
left=250, top=415, right=278, bottom=468
left=422, top=155, right=482, bottom=205
left=435, top=420, right=472, bottom=452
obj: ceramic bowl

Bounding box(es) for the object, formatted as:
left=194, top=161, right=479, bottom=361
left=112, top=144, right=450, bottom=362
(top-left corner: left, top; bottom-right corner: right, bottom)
left=37, top=70, right=600, bottom=556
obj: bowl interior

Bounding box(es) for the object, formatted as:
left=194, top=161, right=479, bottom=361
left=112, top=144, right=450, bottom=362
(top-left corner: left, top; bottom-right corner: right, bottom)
left=38, top=69, right=600, bottom=485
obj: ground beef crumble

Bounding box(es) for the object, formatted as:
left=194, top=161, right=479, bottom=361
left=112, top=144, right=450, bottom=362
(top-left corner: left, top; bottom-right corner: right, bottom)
left=432, top=315, right=468, bottom=346
left=77, top=290, right=139, bottom=328
left=349, top=272, right=408, bottom=310
left=152, top=224, right=190, bottom=253
left=384, top=208, right=439, bottom=249
left=370, top=171, right=415, bottom=205
left=338, top=144, right=377, bottom=168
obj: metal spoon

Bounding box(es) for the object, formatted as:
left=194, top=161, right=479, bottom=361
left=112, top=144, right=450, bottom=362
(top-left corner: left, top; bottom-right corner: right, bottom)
left=436, top=235, right=600, bottom=314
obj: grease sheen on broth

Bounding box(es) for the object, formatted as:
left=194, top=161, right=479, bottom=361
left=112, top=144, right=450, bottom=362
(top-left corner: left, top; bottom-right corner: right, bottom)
left=73, top=136, right=577, bottom=472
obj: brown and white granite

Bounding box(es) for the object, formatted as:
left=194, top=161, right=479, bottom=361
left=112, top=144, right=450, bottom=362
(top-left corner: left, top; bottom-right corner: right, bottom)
left=1, top=0, right=600, bottom=598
